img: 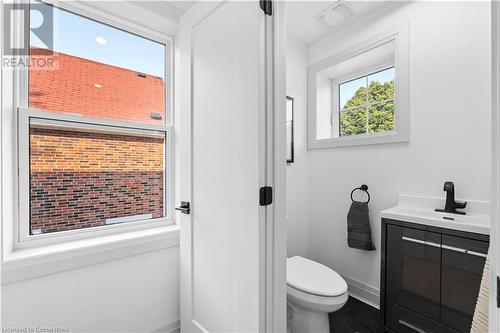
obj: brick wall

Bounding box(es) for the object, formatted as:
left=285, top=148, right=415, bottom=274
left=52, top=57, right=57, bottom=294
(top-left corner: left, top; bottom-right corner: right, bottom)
left=30, top=127, right=165, bottom=234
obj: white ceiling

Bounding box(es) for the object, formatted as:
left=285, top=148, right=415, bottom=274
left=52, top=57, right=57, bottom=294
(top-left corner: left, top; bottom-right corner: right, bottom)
left=130, top=0, right=195, bottom=22
left=287, top=1, right=387, bottom=45
left=129, top=1, right=386, bottom=40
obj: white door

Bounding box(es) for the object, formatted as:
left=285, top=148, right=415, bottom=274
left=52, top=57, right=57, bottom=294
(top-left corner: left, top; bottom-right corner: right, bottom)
left=177, top=2, right=272, bottom=332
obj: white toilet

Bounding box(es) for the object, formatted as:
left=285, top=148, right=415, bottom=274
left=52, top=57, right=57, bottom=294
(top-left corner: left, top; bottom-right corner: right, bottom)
left=287, top=256, right=348, bottom=333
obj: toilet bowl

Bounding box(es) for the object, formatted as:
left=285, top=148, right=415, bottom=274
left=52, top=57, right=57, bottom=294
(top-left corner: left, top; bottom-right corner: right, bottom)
left=287, top=256, right=348, bottom=333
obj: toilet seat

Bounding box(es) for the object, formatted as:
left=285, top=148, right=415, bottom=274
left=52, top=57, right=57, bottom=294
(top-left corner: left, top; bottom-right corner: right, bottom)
left=287, top=284, right=348, bottom=313
left=287, top=256, right=348, bottom=297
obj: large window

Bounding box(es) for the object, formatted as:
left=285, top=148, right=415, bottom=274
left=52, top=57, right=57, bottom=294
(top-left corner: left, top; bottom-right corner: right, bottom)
left=18, top=1, right=172, bottom=242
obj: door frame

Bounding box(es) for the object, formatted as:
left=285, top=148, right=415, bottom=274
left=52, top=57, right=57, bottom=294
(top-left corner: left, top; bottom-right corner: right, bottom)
left=268, top=1, right=287, bottom=332
left=491, top=1, right=499, bottom=331
left=176, top=1, right=287, bottom=332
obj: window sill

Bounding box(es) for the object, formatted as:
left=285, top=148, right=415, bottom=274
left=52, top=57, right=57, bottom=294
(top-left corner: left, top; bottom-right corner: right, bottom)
left=309, top=130, right=409, bottom=150
left=1, top=224, right=180, bottom=285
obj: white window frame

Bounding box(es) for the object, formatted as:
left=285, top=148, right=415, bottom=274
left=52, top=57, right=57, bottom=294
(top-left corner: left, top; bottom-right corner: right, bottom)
left=307, top=24, right=410, bottom=149
left=332, top=62, right=395, bottom=138
left=10, top=0, right=175, bottom=249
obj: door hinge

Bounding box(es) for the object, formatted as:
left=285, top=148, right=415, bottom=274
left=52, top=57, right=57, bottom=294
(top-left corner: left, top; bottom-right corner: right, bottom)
left=260, top=186, right=273, bottom=206
left=259, top=0, right=272, bottom=16
left=497, top=276, right=500, bottom=308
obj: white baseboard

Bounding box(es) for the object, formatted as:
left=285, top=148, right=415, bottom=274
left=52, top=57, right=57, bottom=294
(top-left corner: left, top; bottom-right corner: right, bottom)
left=152, top=320, right=180, bottom=333
left=342, top=275, right=380, bottom=309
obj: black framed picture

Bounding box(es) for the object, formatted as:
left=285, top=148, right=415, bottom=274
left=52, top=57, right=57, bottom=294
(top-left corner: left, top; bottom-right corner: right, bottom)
left=286, top=96, right=294, bottom=164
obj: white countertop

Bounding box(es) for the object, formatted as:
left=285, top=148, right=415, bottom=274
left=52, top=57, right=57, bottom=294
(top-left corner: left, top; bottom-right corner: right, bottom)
left=380, top=194, right=490, bottom=235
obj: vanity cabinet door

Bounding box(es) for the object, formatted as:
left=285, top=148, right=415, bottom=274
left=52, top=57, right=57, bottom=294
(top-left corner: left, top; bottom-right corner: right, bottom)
left=440, top=235, right=488, bottom=332
left=386, top=225, right=441, bottom=321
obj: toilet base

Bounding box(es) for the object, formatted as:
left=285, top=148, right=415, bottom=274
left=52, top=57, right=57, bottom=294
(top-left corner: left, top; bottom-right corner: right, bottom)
left=288, top=302, right=330, bottom=333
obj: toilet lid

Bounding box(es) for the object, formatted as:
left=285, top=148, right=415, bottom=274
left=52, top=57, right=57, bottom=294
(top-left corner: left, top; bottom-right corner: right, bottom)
left=287, top=256, right=348, bottom=297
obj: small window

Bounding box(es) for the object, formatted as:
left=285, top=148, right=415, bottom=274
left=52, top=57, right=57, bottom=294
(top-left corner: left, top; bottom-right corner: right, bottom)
left=308, top=26, right=409, bottom=149
left=17, top=1, right=172, bottom=242
left=338, top=67, right=395, bottom=137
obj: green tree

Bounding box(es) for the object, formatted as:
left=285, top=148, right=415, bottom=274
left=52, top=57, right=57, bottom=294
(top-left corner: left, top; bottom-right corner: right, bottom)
left=340, top=80, right=395, bottom=136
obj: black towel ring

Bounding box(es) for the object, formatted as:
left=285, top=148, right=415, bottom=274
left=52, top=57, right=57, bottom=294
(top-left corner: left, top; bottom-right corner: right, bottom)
left=351, top=184, right=370, bottom=203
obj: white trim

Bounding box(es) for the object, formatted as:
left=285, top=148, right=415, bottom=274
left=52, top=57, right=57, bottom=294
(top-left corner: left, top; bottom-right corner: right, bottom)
left=261, top=6, right=271, bottom=332
left=270, top=2, right=288, bottom=332
left=308, top=24, right=410, bottom=150
left=490, top=1, right=499, bottom=331
left=105, top=214, right=153, bottom=225
left=24, top=108, right=170, bottom=133
left=1, top=0, right=5, bottom=269
left=2, top=2, right=20, bottom=265
left=2, top=225, right=179, bottom=284
left=342, top=274, right=380, bottom=309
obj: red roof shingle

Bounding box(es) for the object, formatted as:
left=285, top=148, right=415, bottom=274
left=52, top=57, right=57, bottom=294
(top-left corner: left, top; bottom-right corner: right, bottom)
left=29, top=48, right=165, bottom=125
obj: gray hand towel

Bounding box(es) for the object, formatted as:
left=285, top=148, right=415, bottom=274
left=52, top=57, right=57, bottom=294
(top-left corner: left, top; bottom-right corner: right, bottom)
left=347, top=201, right=376, bottom=251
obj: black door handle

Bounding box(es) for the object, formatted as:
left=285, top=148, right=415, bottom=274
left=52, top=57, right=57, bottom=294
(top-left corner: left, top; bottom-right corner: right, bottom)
left=175, top=201, right=190, bottom=214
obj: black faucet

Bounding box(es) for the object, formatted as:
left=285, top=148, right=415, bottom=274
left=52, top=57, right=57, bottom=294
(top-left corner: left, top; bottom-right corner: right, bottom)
left=435, top=181, right=467, bottom=215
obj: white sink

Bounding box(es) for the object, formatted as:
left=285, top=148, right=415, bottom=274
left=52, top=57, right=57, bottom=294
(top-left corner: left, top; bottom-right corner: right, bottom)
left=381, top=195, right=490, bottom=235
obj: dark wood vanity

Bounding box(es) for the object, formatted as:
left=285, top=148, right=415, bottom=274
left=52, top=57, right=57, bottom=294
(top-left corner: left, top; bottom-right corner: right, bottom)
left=381, top=218, right=489, bottom=333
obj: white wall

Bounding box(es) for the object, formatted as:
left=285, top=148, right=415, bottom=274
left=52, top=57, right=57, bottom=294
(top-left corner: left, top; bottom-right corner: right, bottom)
left=286, top=37, right=309, bottom=257
left=1, top=247, right=180, bottom=332
left=304, top=1, right=491, bottom=306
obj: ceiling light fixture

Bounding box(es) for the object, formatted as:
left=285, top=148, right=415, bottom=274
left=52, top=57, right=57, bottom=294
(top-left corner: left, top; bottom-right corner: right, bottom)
left=94, top=83, right=102, bottom=88
left=314, top=1, right=354, bottom=30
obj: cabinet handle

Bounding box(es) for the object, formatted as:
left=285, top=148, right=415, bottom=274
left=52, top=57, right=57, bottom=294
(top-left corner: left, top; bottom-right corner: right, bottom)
left=441, top=244, right=487, bottom=258
left=402, top=237, right=487, bottom=258
left=398, top=320, right=428, bottom=333
left=402, top=236, right=440, bottom=248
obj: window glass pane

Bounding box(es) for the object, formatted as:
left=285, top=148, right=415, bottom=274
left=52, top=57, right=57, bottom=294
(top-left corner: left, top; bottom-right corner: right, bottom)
left=29, top=1, right=166, bottom=125
left=29, top=124, right=166, bottom=234
left=339, top=77, right=366, bottom=110
left=368, top=101, right=395, bottom=133
left=368, top=67, right=395, bottom=103
left=340, top=108, right=366, bottom=137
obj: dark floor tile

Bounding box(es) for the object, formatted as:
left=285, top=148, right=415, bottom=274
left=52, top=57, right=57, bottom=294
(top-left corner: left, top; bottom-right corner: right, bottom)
left=329, top=296, right=381, bottom=333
